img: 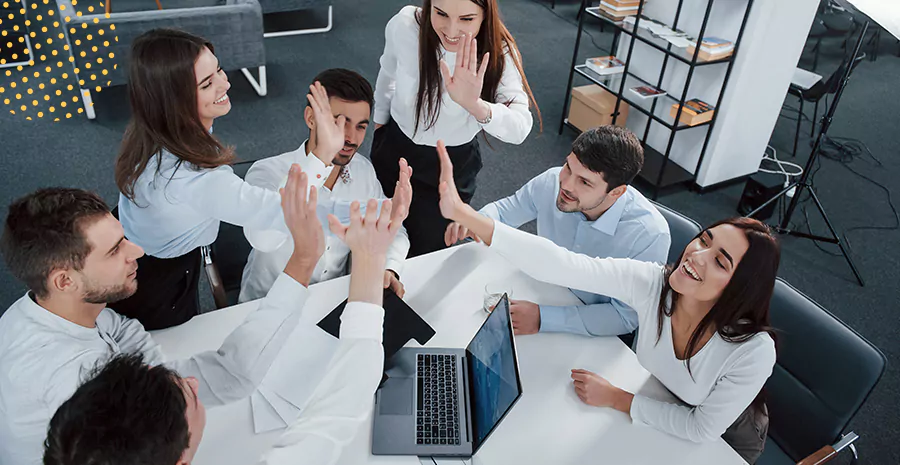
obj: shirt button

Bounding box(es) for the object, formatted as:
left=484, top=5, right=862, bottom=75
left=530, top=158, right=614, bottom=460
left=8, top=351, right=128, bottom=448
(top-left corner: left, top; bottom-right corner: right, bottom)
left=317, top=174, right=322, bottom=179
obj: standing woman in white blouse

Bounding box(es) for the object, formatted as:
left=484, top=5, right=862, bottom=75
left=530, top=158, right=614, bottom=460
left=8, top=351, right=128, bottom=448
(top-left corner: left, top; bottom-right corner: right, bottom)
left=110, top=29, right=410, bottom=330
left=435, top=143, right=778, bottom=463
left=372, top=0, right=540, bottom=256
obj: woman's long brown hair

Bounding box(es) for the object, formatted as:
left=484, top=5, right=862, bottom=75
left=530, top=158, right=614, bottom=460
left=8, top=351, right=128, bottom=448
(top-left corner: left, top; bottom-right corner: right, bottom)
left=657, top=217, right=780, bottom=378
left=414, top=0, right=542, bottom=135
left=115, top=29, right=235, bottom=201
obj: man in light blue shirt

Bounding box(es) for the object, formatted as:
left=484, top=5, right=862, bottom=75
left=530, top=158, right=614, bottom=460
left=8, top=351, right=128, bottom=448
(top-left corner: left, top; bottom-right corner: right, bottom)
left=446, top=126, right=670, bottom=337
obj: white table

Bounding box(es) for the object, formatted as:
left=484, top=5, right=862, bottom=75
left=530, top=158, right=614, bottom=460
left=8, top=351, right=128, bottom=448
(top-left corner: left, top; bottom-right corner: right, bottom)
left=152, top=243, right=746, bottom=465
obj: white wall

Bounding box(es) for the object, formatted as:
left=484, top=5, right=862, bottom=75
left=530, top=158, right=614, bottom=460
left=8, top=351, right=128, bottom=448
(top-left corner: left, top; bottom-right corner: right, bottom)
left=617, top=0, right=820, bottom=187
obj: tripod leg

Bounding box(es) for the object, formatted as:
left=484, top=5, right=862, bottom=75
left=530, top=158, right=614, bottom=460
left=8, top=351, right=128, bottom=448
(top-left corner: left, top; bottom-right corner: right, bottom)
left=794, top=100, right=803, bottom=157
left=807, top=188, right=865, bottom=286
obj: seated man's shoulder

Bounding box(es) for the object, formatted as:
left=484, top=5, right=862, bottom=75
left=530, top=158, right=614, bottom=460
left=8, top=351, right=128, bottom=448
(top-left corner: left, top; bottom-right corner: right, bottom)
left=623, top=189, right=670, bottom=236
left=246, top=150, right=295, bottom=179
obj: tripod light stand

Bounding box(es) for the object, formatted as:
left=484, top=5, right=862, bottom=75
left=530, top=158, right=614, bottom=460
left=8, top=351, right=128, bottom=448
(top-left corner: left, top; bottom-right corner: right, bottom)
left=747, top=21, right=870, bottom=286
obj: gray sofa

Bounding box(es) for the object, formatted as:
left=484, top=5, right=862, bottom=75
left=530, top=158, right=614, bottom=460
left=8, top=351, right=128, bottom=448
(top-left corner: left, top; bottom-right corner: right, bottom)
left=66, top=0, right=267, bottom=119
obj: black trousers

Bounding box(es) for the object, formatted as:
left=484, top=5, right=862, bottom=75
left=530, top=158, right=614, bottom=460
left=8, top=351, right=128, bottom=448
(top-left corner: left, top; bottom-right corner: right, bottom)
left=107, top=247, right=202, bottom=330
left=371, top=119, right=482, bottom=257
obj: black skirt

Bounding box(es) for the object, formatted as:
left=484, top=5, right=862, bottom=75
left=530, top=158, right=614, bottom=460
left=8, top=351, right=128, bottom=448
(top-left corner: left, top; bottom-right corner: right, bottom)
left=371, top=119, right=482, bottom=257
left=107, top=247, right=202, bottom=330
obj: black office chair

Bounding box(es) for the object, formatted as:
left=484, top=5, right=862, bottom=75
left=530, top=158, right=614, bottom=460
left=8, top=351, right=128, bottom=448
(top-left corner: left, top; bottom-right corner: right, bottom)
left=758, top=278, right=885, bottom=465
left=650, top=201, right=702, bottom=266
left=786, top=51, right=864, bottom=158
left=204, top=160, right=256, bottom=308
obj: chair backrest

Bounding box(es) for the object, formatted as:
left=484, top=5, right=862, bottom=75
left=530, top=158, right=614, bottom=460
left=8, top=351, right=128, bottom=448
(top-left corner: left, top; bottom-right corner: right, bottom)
left=650, top=201, right=702, bottom=266
left=806, top=50, right=866, bottom=100
left=765, top=278, right=885, bottom=460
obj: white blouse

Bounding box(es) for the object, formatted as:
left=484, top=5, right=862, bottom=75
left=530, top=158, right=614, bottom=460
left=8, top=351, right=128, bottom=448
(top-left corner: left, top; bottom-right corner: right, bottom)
left=489, top=222, right=777, bottom=443
left=374, top=5, right=534, bottom=147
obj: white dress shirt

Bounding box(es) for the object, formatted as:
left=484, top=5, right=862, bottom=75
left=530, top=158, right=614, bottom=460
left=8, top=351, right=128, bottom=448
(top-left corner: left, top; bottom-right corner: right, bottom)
left=259, top=301, right=384, bottom=465
left=240, top=142, right=410, bottom=302
left=118, top=148, right=333, bottom=258
left=0, top=273, right=310, bottom=465
left=489, top=222, right=777, bottom=443
left=480, top=167, right=670, bottom=336
left=374, top=5, right=534, bottom=146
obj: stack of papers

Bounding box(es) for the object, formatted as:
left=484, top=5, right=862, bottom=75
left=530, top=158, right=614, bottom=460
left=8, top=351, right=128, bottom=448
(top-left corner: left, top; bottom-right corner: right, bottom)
left=622, top=16, right=692, bottom=47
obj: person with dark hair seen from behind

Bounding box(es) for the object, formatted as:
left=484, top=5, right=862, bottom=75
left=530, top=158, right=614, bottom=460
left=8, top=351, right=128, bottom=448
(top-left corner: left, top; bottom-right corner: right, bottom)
left=372, top=0, right=541, bottom=257
left=446, top=126, right=670, bottom=338
left=436, top=141, right=779, bottom=463
left=240, top=68, right=410, bottom=303
left=43, top=187, right=410, bottom=465
left=110, top=29, right=409, bottom=330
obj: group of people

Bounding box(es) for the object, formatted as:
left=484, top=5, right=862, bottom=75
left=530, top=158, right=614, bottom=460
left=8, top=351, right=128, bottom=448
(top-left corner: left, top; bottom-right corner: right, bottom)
left=0, top=1, right=782, bottom=464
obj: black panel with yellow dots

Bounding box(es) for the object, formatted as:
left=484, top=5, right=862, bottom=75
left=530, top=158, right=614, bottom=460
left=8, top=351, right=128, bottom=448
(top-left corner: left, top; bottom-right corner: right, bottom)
left=0, top=0, right=116, bottom=121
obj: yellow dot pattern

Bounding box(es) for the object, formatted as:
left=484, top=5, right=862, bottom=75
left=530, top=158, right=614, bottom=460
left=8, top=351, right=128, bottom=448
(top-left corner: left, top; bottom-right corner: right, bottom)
left=1, top=0, right=117, bottom=120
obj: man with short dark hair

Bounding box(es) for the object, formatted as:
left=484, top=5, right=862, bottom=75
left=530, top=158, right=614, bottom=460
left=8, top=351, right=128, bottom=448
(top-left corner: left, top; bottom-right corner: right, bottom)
left=43, top=187, right=408, bottom=465
left=446, top=126, right=670, bottom=337
left=241, top=68, right=410, bottom=302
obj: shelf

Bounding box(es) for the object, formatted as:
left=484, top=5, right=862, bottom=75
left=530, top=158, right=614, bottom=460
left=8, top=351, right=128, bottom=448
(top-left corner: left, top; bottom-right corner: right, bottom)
left=637, top=144, right=694, bottom=187
left=584, top=8, right=733, bottom=67
left=573, top=65, right=712, bottom=131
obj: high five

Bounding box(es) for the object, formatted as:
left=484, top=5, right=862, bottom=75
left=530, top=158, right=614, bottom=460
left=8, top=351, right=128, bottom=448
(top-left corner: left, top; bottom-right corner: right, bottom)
left=371, top=0, right=540, bottom=257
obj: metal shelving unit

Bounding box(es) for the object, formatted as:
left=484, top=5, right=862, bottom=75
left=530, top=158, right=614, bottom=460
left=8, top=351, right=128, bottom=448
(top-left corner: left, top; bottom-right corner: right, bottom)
left=559, top=0, right=754, bottom=199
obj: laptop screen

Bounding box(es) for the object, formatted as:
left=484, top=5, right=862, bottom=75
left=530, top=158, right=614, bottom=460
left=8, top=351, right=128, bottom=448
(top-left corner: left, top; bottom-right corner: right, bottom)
left=465, top=294, right=522, bottom=452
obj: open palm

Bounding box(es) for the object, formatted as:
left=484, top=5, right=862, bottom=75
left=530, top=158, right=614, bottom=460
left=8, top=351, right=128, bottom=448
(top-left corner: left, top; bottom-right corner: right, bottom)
left=440, top=33, right=490, bottom=112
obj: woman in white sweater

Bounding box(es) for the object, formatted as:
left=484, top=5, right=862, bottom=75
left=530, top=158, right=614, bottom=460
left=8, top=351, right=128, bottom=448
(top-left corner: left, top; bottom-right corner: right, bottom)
left=372, top=0, right=541, bottom=257
left=434, top=141, right=778, bottom=463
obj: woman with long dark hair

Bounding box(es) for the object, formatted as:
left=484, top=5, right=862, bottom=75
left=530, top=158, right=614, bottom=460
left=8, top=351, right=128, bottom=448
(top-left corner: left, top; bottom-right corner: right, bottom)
left=436, top=142, right=778, bottom=463
left=372, top=0, right=541, bottom=257
left=111, top=29, right=410, bottom=329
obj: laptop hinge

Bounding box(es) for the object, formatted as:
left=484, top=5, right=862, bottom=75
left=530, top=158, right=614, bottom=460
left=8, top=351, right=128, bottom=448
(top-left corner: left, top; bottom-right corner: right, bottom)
left=461, top=354, right=472, bottom=446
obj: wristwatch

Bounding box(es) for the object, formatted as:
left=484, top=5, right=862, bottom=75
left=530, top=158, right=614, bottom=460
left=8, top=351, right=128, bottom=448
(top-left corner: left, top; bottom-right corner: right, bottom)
left=476, top=106, right=492, bottom=125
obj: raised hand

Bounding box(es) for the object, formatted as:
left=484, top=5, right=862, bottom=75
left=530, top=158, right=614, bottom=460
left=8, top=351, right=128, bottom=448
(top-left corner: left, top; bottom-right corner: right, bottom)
left=439, top=33, right=491, bottom=120
left=437, top=140, right=467, bottom=222
left=307, top=81, right=346, bottom=165
left=280, top=164, right=325, bottom=284
left=391, top=157, right=413, bottom=222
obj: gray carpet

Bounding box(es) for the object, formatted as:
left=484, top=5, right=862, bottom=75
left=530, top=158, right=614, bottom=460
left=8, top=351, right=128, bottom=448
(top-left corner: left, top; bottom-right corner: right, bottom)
left=0, top=0, right=897, bottom=462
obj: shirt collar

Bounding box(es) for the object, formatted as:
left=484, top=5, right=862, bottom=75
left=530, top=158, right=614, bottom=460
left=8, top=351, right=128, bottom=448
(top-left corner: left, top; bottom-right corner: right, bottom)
left=589, top=188, right=631, bottom=236
left=296, top=139, right=354, bottom=185
left=17, top=293, right=100, bottom=340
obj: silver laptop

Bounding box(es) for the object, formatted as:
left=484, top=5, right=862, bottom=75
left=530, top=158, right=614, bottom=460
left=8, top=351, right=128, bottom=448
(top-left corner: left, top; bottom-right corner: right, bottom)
left=372, top=294, right=522, bottom=457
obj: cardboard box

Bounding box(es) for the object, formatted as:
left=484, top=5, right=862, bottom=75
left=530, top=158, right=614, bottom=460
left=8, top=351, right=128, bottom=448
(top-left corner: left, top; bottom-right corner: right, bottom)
left=670, top=100, right=714, bottom=126
left=568, top=85, right=629, bottom=132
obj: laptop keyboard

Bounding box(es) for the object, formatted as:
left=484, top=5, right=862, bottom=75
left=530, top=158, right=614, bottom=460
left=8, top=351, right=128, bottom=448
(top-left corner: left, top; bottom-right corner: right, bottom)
left=416, top=354, right=461, bottom=446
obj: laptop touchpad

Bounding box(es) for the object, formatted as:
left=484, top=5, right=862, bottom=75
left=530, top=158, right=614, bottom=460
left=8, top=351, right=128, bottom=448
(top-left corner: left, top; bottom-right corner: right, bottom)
left=378, top=377, right=414, bottom=415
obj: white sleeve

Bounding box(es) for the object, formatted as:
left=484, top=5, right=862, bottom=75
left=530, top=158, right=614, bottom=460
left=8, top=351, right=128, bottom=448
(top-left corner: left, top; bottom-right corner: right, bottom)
left=374, top=13, right=401, bottom=125
left=630, top=337, right=776, bottom=442
left=480, top=48, right=534, bottom=145
left=490, top=221, right=663, bottom=319
left=258, top=302, right=385, bottom=465
left=165, top=273, right=309, bottom=407
left=101, top=310, right=164, bottom=365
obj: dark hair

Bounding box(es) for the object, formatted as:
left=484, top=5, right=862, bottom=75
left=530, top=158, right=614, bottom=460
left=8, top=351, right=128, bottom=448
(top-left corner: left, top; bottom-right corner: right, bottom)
left=657, top=217, right=780, bottom=376
left=116, top=28, right=235, bottom=201
left=1, top=188, right=110, bottom=298
left=43, top=353, right=190, bottom=465
left=414, top=0, right=542, bottom=134
left=307, top=68, right=374, bottom=109
left=571, top=126, right=644, bottom=191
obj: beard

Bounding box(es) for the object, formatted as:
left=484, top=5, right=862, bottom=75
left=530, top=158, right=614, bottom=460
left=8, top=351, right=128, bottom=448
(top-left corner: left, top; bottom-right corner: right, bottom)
left=82, top=278, right=137, bottom=304
left=556, top=187, right=607, bottom=214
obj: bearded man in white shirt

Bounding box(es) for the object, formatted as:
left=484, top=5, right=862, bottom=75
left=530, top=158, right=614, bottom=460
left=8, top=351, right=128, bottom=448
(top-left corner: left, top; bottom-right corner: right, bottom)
left=42, top=185, right=409, bottom=465
left=240, top=68, right=411, bottom=303
left=0, top=162, right=413, bottom=465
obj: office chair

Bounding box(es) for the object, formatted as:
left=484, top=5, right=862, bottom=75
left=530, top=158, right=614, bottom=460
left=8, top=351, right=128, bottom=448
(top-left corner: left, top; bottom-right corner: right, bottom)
left=757, top=278, right=885, bottom=465
left=650, top=201, right=702, bottom=266
left=785, top=51, right=864, bottom=157
left=204, top=160, right=255, bottom=308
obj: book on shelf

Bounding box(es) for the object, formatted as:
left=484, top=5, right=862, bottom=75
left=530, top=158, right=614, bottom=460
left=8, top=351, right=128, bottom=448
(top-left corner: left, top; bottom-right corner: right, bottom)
left=585, top=56, right=626, bottom=75
left=603, top=0, right=642, bottom=7
left=599, top=0, right=640, bottom=12
left=685, top=46, right=734, bottom=61
left=629, top=85, right=667, bottom=99
left=687, top=36, right=733, bottom=49
left=597, top=3, right=639, bottom=20
left=670, top=98, right=715, bottom=126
